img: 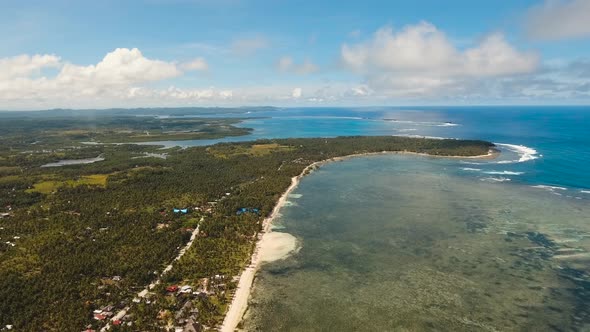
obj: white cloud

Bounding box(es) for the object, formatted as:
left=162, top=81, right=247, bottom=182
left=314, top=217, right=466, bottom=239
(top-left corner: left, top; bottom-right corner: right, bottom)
left=526, top=0, right=590, bottom=40
left=0, top=48, right=205, bottom=109
left=292, top=87, right=303, bottom=98
left=231, top=36, right=269, bottom=55
left=0, top=54, right=61, bottom=80
left=56, top=48, right=181, bottom=86
left=277, top=56, right=318, bottom=74
left=1, top=38, right=588, bottom=109
left=350, top=85, right=372, bottom=96
left=342, top=22, right=538, bottom=77
left=181, top=57, right=208, bottom=71
left=0, top=47, right=339, bottom=108
left=341, top=22, right=539, bottom=98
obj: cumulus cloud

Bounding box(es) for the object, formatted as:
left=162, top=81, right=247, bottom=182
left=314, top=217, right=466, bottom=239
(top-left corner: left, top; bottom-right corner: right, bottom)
left=341, top=22, right=539, bottom=98
left=342, top=22, right=538, bottom=77
left=231, top=36, right=269, bottom=55
left=0, top=54, right=61, bottom=80
left=181, top=57, right=208, bottom=71
left=0, top=48, right=207, bottom=109
left=526, top=0, right=590, bottom=41
left=56, top=48, right=181, bottom=87
left=277, top=56, right=318, bottom=74
left=0, top=47, right=334, bottom=109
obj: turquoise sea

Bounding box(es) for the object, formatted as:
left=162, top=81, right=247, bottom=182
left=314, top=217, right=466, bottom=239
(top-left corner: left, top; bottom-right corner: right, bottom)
left=149, top=106, right=590, bottom=193
left=151, top=106, right=590, bottom=330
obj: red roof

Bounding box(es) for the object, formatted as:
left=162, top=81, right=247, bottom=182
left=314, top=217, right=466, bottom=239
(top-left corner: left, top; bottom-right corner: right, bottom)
left=166, top=285, right=178, bottom=292
left=94, top=313, right=106, bottom=320
left=112, top=319, right=122, bottom=326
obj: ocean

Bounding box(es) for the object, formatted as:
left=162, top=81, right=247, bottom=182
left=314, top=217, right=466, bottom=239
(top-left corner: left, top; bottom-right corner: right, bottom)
left=148, top=106, right=590, bottom=193
left=151, top=106, right=590, bottom=330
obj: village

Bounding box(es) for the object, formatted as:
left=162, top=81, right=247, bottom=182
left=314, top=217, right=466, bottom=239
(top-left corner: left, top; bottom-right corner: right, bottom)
left=80, top=189, right=258, bottom=332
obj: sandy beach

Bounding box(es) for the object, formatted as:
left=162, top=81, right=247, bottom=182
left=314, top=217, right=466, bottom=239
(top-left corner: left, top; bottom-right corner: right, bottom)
left=219, top=149, right=498, bottom=332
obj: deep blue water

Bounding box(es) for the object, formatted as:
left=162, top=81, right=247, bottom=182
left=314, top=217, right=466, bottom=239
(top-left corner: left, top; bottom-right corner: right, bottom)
left=145, top=106, right=590, bottom=192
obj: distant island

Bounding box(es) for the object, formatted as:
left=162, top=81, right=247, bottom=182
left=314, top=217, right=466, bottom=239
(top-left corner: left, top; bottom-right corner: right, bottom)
left=0, top=114, right=496, bottom=331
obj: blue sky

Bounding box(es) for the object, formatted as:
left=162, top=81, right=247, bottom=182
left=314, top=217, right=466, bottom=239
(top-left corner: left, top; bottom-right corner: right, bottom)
left=1, top=0, right=589, bottom=109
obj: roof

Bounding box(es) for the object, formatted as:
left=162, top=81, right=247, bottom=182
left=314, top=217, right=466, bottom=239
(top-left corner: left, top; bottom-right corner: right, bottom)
left=93, top=313, right=106, bottom=320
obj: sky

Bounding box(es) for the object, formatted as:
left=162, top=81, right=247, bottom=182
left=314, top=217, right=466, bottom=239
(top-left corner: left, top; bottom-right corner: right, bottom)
left=1, top=0, right=590, bottom=110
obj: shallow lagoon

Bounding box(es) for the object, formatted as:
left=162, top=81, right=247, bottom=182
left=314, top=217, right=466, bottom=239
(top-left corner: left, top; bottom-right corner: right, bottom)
left=242, top=155, right=590, bottom=331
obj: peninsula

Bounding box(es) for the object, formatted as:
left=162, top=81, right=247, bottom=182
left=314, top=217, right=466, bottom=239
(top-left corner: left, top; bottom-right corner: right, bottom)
left=0, top=126, right=496, bottom=331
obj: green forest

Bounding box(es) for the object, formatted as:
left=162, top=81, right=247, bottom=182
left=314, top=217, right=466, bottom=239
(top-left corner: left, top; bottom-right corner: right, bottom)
left=0, top=116, right=494, bottom=331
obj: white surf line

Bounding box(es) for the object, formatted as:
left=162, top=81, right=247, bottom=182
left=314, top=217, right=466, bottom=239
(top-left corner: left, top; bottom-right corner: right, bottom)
left=494, top=143, right=539, bottom=163
left=483, top=171, right=524, bottom=175
left=531, top=185, right=567, bottom=191
left=100, top=220, right=202, bottom=331
left=221, top=149, right=501, bottom=332
left=220, top=161, right=317, bottom=332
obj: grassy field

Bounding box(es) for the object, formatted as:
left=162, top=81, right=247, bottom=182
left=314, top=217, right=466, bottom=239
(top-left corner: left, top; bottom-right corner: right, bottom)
left=207, top=143, right=295, bottom=158
left=26, top=174, right=108, bottom=194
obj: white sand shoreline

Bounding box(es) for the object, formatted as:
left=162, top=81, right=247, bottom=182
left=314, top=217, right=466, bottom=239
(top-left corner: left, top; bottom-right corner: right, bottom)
left=219, top=149, right=498, bottom=332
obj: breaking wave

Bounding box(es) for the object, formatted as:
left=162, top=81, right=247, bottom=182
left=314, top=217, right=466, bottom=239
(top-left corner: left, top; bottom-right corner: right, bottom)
left=481, top=177, right=511, bottom=182
left=461, top=168, right=523, bottom=175
left=494, top=143, right=539, bottom=163
left=531, top=185, right=567, bottom=191
left=483, top=171, right=524, bottom=175
left=383, top=119, right=460, bottom=127
left=398, top=134, right=450, bottom=140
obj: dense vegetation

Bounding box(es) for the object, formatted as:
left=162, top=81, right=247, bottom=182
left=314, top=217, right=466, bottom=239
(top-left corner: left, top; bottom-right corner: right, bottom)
left=0, top=115, right=494, bottom=331
left=0, top=115, right=252, bottom=149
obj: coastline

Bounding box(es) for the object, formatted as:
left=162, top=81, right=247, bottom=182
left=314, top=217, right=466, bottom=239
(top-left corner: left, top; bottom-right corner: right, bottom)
left=219, top=149, right=498, bottom=332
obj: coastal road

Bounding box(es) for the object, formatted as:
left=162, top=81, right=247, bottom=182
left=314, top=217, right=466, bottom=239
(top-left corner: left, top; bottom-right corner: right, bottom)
left=100, top=220, right=202, bottom=331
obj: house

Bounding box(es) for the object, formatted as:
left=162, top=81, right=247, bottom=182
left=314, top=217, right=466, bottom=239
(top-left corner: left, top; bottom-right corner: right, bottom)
left=93, top=313, right=106, bottom=321
left=179, top=285, right=192, bottom=294
left=0, top=213, right=10, bottom=219
left=112, top=276, right=122, bottom=281
left=166, top=285, right=179, bottom=293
